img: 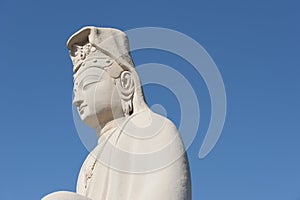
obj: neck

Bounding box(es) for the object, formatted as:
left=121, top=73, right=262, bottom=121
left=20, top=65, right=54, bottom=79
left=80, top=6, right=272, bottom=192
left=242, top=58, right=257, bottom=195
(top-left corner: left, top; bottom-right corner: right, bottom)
left=95, top=117, right=124, bottom=138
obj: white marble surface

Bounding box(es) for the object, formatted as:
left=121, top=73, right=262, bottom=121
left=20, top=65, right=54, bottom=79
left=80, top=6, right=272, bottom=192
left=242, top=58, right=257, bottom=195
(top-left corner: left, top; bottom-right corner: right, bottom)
left=42, top=26, right=191, bottom=200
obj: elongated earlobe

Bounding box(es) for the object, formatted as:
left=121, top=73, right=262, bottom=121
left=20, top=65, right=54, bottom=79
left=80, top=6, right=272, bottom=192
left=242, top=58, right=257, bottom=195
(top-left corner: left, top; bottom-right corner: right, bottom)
left=116, top=71, right=134, bottom=116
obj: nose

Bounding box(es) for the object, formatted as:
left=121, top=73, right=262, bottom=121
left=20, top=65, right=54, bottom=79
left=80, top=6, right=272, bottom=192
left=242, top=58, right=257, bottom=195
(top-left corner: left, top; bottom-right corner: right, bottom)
left=73, top=92, right=84, bottom=107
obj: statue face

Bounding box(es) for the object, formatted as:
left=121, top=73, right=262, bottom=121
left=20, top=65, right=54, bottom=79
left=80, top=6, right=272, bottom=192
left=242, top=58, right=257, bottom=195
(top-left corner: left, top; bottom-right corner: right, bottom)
left=73, top=67, right=123, bottom=128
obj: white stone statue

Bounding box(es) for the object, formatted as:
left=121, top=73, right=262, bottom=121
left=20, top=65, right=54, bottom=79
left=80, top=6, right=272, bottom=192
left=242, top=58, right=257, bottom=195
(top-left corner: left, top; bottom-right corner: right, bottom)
left=42, top=26, right=191, bottom=200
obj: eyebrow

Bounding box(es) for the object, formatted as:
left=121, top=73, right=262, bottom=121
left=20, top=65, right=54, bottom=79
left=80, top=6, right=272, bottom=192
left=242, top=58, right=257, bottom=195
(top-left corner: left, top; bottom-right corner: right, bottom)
left=75, top=75, right=101, bottom=87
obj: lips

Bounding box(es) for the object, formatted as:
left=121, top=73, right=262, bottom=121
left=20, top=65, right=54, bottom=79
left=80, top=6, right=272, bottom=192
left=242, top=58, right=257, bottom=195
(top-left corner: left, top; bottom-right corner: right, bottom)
left=79, top=105, right=87, bottom=113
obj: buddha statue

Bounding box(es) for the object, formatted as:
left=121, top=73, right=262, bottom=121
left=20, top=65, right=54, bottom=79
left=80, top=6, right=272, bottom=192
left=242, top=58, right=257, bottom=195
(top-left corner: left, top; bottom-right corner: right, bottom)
left=42, top=26, right=191, bottom=200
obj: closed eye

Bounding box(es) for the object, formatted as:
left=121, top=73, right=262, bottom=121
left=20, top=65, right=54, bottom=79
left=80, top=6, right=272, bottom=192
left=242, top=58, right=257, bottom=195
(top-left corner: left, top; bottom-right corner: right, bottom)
left=82, top=79, right=99, bottom=90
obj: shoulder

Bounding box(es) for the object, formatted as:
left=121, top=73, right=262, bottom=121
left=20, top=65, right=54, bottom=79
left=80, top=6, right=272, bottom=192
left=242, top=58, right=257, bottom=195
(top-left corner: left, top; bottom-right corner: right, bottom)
left=125, top=109, right=179, bottom=138
left=118, top=109, right=185, bottom=157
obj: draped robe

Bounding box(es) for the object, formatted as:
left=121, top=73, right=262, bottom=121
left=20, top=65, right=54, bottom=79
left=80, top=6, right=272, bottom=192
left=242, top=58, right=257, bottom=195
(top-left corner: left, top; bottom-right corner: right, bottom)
left=77, top=110, right=191, bottom=200
left=42, top=110, right=191, bottom=200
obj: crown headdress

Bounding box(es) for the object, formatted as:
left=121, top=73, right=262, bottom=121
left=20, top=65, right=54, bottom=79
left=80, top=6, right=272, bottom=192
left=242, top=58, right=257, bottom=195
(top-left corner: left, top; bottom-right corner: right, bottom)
left=67, top=26, right=134, bottom=74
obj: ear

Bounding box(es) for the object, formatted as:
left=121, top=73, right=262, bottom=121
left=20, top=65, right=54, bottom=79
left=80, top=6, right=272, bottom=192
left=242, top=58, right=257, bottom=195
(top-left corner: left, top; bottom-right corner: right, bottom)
left=116, top=71, right=135, bottom=116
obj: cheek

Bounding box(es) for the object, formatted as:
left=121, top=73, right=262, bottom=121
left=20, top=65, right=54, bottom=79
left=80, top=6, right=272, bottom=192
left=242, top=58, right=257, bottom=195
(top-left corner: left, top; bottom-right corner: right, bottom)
left=94, top=82, right=116, bottom=105
left=82, top=87, right=97, bottom=109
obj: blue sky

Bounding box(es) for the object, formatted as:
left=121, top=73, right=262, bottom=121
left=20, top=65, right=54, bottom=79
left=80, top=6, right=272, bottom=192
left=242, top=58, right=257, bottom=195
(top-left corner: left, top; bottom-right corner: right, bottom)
left=1, top=0, right=300, bottom=199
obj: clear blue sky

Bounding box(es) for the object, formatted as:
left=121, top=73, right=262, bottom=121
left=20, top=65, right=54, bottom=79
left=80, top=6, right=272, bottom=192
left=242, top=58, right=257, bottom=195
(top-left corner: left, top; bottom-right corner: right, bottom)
left=1, top=0, right=299, bottom=199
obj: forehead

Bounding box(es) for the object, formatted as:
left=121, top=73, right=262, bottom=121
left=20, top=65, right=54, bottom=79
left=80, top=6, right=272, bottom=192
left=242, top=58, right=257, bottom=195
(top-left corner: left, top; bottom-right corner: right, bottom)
left=73, top=67, right=107, bottom=85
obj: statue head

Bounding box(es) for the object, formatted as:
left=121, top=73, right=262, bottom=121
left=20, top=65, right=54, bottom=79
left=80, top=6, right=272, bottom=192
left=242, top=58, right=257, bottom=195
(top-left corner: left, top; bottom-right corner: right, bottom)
left=67, top=26, right=147, bottom=129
